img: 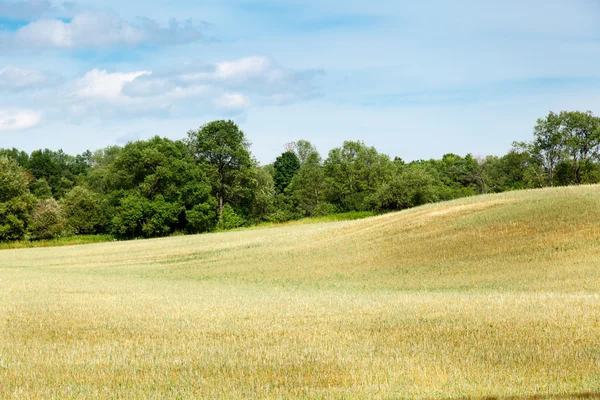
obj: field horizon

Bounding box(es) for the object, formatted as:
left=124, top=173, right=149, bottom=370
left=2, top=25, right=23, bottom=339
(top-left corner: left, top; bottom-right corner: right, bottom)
left=2, top=185, right=600, bottom=398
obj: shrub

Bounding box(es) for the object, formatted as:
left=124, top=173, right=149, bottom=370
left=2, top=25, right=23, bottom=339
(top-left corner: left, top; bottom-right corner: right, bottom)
left=62, top=186, right=103, bottom=234
left=29, top=199, right=67, bottom=240
left=186, top=199, right=219, bottom=234
left=369, top=167, right=440, bottom=211
left=0, top=158, right=36, bottom=241
left=220, top=204, right=245, bottom=230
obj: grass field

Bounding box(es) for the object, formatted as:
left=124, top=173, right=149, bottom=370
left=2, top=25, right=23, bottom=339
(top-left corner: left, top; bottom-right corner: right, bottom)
left=1, top=186, right=600, bottom=399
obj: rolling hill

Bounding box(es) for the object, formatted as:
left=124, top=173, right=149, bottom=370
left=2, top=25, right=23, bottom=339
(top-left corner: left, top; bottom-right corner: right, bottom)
left=1, top=185, right=599, bottom=398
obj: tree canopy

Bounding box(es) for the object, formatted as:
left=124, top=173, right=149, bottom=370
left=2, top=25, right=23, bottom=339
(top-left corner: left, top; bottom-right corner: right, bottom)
left=1, top=110, right=599, bottom=243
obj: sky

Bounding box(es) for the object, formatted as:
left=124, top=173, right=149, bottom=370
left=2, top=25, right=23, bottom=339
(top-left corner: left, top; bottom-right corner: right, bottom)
left=1, top=0, right=599, bottom=164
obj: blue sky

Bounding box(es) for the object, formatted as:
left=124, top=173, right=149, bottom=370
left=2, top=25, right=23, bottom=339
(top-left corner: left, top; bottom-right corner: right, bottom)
left=1, top=0, right=599, bottom=164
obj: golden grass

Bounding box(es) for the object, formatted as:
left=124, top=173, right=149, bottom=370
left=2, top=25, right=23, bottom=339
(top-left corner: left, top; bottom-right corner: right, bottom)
left=1, top=186, right=600, bottom=398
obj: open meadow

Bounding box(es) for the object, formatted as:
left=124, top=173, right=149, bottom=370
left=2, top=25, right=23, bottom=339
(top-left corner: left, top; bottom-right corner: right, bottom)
left=1, top=186, right=600, bottom=399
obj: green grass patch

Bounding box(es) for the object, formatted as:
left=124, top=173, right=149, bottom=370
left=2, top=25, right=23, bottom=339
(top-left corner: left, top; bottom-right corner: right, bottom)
left=0, top=234, right=115, bottom=250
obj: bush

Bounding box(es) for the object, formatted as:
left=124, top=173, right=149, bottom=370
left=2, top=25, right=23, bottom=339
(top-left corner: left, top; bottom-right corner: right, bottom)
left=29, top=199, right=67, bottom=240
left=112, top=193, right=147, bottom=238
left=186, top=199, right=218, bottom=234
left=141, top=196, right=182, bottom=237
left=112, top=193, right=184, bottom=238
left=0, top=158, right=36, bottom=241
left=220, top=204, right=245, bottom=230
left=29, top=178, right=53, bottom=199
left=62, top=186, right=103, bottom=234
left=312, top=202, right=337, bottom=217
left=369, top=167, right=440, bottom=211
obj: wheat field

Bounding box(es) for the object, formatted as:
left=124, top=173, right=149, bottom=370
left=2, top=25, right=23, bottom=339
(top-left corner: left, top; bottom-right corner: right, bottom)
left=1, top=186, right=600, bottom=399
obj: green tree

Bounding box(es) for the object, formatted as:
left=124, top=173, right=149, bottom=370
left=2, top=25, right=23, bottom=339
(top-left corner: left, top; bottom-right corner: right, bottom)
left=62, top=186, right=103, bottom=234
left=0, top=148, right=29, bottom=167
left=187, top=120, right=253, bottom=221
left=560, top=111, right=600, bottom=184
left=288, top=151, right=329, bottom=216
left=324, top=141, right=394, bottom=211
left=112, top=192, right=148, bottom=238
left=0, top=157, right=36, bottom=241
left=369, top=166, right=439, bottom=211
left=432, top=153, right=480, bottom=198
left=273, top=151, right=301, bottom=193
left=141, top=195, right=183, bottom=237
left=28, top=149, right=76, bottom=198
left=531, top=111, right=565, bottom=186
left=186, top=199, right=219, bottom=234
left=29, top=178, right=53, bottom=199
left=293, top=140, right=319, bottom=166
left=29, top=198, right=67, bottom=240
left=104, top=137, right=214, bottom=237
left=248, top=166, right=276, bottom=222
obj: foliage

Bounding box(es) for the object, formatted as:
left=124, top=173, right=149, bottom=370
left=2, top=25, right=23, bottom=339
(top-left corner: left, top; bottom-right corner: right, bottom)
left=2, top=111, right=600, bottom=243
left=0, top=234, right=114, bottom=250
left=324, top=141, right=394, bottom=211
left=62, top=186, right=104, bottom=234
left=29, top=198, right=67, bottom=240
left=186, top=199, right=219, bottom=234
left=0, top=157, right=36, bottom=241
left=105, top=136, right=214, bottom=237
left=220, top=204, right=246, bottom=230
left=27, top=149, right=82, bottom=198
left=187, top=120, right=253, bottom=220
left=273, top=151, right=300, bottom=193
left=288, top=151, right=327, bottom=216
left=29, top=178, right=53, bottom=199
left=369, top=166, right=439, bottom=211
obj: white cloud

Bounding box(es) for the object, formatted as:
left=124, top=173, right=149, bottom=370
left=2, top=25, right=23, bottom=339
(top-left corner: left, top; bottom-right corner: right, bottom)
left=214, top=56, right=272, bottom=82
left=0, top=0, right=72, bottom=20
left=0, top=110, right=42, bottom=131
left=123, top=56, right=322, bottom=103
left=214, top=93, right=251, bottom=112
left=4, top=12, right=205, bottom=50
left=76, top=69, right=151, bottom=100
left=0, top=66, right=60, bottom=91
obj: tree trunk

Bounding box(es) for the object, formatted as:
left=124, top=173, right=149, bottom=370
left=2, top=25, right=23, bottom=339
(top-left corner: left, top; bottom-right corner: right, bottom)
left=218, top=170, right=225, bottom=222
left=573, top=155, right=580, bottom=184
left=219, top=193, right=224, bottom=220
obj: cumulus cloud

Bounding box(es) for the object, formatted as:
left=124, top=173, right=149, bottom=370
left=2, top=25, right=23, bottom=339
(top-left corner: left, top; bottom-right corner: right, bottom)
left=0, top=66, right=61, bottom=91
left=214, top=56, right=274, bottom=82
left=0, top=109, right=42, bottom=131
left=23, top=56, right=321, bottom=122
left=0, top=0, right=73, bottom=20
left=123, top=56, right=323, bottom=104
left=2, top=11, right=206, bottom=49
left=76, top=69, right=151, bottom=101
left=214, top=93, right=251, bottom=112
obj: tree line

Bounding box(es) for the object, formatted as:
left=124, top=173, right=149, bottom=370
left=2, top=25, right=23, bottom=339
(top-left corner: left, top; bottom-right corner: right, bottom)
left=1, top=111, right=599, bottom=242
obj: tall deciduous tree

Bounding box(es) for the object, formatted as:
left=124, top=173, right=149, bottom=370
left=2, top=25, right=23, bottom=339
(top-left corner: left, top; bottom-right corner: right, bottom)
left=293, top=140, right=319, bottom=166
left=273, top=151, right=300, bottom=194
left=0, top=157, right=36, bottom=241
left=369, top=165, right=439, bottom=211
left=62, top=186, right=104, bottom=234
left=560, top=111, right=600, bottom=184
left=288, top=151, right=328, bottom=216
left=106, top=136, right=215, bottom=237
left=28, top=149, right=77, bottom=198
left=531, top=111, right=565, bottom=186
left=29, top=198, right=67, bottom=240
left=187, top=120, right=252, bottom=220
left=324, top=141, right=394, bottom=211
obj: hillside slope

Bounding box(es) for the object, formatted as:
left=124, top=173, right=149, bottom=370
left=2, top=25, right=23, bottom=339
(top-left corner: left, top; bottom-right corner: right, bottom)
left=3, top=184, right=600, bottom=292
left=1, top=186, right=600, bottom=399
